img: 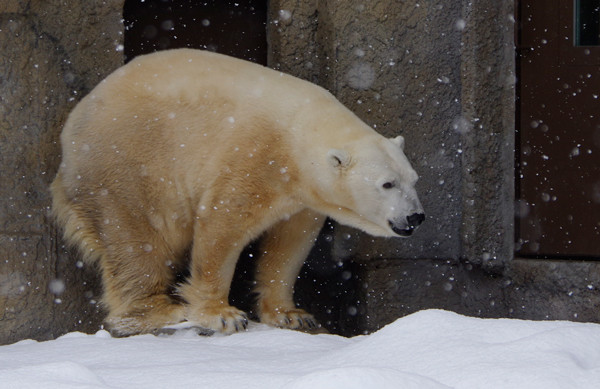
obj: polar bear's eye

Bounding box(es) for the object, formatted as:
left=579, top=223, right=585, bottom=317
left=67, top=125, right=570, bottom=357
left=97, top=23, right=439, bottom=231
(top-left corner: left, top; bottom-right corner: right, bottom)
left=382, top=182, right=395, bottom=189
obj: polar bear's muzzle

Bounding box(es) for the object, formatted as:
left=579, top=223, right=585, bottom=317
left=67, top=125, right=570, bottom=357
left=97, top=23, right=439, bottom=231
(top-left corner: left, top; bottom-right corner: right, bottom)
left=389, top=212, right=425, bottom=237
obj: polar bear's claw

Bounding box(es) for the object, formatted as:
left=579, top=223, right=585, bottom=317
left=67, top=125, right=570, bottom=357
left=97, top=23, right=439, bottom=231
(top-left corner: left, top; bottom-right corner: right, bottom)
left=185, top=305, right=249, bottom=334
left=261, top=308, right=321, bottom=332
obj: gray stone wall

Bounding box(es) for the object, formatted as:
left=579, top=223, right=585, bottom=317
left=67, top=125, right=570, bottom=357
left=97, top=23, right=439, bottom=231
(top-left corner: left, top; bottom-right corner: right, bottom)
left=359, top=258, right=600, bottom=332
left=0, top=0, right=124, bottom=344
left=459, top=0, right=515, bottom=268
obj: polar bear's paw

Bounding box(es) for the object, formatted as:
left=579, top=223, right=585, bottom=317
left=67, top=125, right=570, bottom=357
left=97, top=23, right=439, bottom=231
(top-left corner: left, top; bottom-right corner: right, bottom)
left=185, top=305, right=249, bottom=334
left=260, top=308, right=322, bottom=332
left=104, top=298, right=186, bottom=337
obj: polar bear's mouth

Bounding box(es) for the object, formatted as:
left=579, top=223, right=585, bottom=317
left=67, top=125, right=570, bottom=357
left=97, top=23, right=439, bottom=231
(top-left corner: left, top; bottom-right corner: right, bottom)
left=389, top=221, right=414, bottom=237
left=389, top=213, right=425, bottom=237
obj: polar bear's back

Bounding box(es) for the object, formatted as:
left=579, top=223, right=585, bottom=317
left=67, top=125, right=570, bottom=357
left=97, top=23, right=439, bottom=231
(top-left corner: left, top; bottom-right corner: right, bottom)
left=58, top=49, right=367, bottom=186
left=60, top=49, right=344, bottom=165
left=95, top=49, right=329, bottom=116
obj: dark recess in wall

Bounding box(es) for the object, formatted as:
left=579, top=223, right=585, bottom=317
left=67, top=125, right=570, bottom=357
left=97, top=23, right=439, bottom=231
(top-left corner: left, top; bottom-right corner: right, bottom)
left=123, top=0, right=268, bottom=64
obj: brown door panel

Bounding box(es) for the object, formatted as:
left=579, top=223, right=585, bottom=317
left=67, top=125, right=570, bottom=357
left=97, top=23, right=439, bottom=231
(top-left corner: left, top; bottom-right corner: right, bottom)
left=518, top=0, right=600, bottom=257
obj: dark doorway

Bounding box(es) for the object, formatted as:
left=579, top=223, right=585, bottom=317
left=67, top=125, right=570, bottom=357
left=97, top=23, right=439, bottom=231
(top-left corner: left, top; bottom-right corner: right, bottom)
left=517, top=1, right=600, bottom=258
left=123, top=0, right=268, bottom=64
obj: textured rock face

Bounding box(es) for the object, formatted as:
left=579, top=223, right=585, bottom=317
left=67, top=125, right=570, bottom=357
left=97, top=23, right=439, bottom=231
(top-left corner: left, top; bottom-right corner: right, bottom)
left=358, top=258, right=600, bottom=332
left=0, top=1, right=124, bottom=344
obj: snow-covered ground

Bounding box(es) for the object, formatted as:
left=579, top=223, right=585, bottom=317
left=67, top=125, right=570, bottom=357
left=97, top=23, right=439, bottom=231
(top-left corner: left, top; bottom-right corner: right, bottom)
left=1, top=309, right=599, bottom=389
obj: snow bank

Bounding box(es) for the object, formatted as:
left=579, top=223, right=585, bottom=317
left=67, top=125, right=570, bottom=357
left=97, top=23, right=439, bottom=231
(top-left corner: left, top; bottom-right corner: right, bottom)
left=1, top=310, right=599, bottom=388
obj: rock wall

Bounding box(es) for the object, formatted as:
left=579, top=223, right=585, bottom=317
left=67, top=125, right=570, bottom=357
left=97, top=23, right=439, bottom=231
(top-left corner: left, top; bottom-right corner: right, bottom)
left=0, top=0, right=124, bottom=344
left=358, top=258, right=600, bottom=332
left=459, top=0, right=515, bottom=268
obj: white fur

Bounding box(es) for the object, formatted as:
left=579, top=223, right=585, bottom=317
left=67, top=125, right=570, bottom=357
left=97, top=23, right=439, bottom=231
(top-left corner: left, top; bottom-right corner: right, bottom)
left=51, top=49, right=424, bottom=335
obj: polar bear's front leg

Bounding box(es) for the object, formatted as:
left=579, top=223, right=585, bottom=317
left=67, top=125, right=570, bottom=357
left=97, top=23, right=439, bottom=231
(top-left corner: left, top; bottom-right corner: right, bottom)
left=255, top=209, right=325, bottom=330
left=178, top=225, right=250, bottom=334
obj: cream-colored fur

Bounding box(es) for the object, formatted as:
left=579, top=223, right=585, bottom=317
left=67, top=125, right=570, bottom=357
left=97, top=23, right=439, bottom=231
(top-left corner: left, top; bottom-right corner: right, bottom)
left=51, top=49, right=423, bottom=336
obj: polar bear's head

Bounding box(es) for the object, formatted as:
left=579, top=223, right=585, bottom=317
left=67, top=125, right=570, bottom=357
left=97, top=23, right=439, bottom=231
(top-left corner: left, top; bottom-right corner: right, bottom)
left=320, top=135, right=425, bottom=238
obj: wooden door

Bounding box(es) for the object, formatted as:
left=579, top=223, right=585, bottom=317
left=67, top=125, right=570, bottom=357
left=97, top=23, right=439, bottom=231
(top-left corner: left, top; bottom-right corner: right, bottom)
left=517, top=0, right=600, bottom=258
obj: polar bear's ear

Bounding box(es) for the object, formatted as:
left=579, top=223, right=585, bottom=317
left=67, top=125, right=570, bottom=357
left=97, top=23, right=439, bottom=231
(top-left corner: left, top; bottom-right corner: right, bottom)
left=390, top=135, right=405, bottom=151
left=327, top=149, right=351, bottom=168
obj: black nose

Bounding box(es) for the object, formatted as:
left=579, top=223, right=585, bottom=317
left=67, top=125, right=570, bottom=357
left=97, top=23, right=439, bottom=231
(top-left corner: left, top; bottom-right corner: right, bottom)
left=407, top=213, right=425, bottom=228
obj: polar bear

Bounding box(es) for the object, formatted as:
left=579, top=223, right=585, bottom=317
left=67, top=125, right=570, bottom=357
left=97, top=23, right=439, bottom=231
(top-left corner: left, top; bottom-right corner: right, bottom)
left=51, top=49, right=424, bottom=336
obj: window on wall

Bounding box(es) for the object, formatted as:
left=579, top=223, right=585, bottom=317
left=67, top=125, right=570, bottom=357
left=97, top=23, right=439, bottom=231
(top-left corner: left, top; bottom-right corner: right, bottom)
left=575, top=0, right=600, bottom=46
left=123, top=0, right=267, bottom=64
